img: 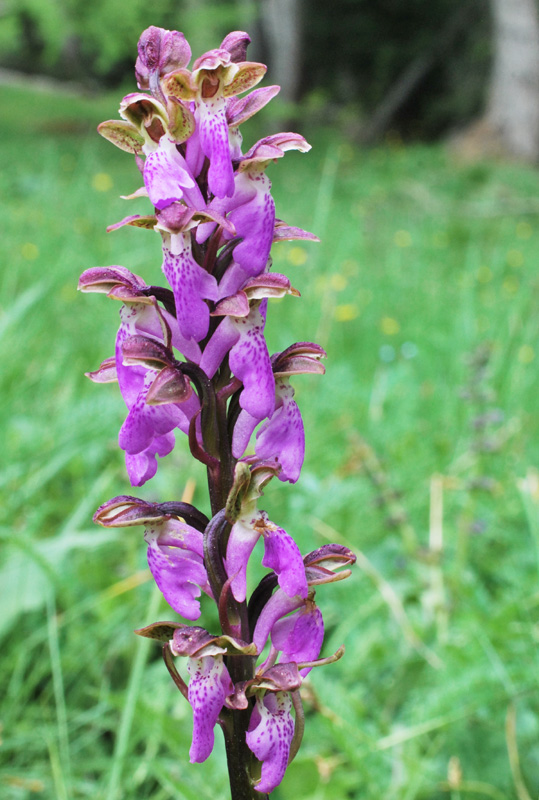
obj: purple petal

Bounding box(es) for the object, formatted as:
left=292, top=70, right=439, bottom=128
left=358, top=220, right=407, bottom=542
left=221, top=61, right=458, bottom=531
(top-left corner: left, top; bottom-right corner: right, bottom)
left=197, top=101, right=234, bottom=198
left=216, top=261, right=250, bottom=300
left=255, top=381, right=305, bottom=483
left=199, top=316, right=240, bottom=379
left=226, top=85, right=280, bottom=128
left=145, top=522, right=207, bottom=619
left=187, top=655, right=233, bottom=762
left=262, top=524, right=308, bottom=599
left=229, top=307, right=275, bottom=421
left=227, top=172, right=275, bottom=276
left=220, top=30, right=250, bottom=62
left=253, top=589, right=306, bottom=655
left=116, top=309, right=156, bottom=406
left=232, top=409, right=259, bottom=458
left=125, top=432, right=175, bottom=486
left=118, top=372, right=184, bottom=454
left=271, top=604, right=324, bottom=676
left=163, top=306, right=201, bottom=363
left=144, top=137, right=200, bottom=210
left=148, top=516, right=205, bottom=556
left=246, top=692, right=295, bottom=794
left=225, top=517, right=260, bottom=602
left=185, top=115, right=205, bottom=178
left=161, top=234, right=218, bottom=342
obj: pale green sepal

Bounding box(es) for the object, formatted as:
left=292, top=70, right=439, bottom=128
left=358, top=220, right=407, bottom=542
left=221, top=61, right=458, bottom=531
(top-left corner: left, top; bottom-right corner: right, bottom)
left=97, top=120, right=145, bottom=154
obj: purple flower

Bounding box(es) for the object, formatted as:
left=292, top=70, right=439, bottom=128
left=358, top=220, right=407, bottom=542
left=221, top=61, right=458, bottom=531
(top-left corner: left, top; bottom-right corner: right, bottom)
left=232, top=343, right=326, bottom=481
left=242, top=378, right=304, bottom=482
left=201, top=274, right=299, bottom=440
left=143, top=135, right=204, bottom=210
left=114, top=301, right=200, bottom=485
left=199, top=133, right=311, bottom=278
left=144, top=517, right=210, bottom=619
left=154, top=204, right=223, bottom=344
left=246, top=691, right=295, bottom=794
left=187, top=654, right=234, bottom=762
left=167, top=626, right=255, bottom=763
left=252, top=589, right=311, bottom=657
left=226, top=510, right=307, bottom=603
left=270, top=601, right=324, bottom=677
left=79, top=267, right=201, bottom=485
left=159, top=230, right=218, bottom=343
left=201, top=302, right=275, bottom=422
left=162, top=42, right=267, bottom=198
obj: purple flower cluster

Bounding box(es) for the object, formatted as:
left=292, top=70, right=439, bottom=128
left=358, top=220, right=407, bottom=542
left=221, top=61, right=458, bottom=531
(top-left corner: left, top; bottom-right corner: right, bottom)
left=82, top=26, right=354, bottom=797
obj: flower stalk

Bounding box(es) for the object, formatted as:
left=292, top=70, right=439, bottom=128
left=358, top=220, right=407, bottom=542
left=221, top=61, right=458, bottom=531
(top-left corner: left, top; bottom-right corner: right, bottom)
left=82, top=24, right=355, bottom=798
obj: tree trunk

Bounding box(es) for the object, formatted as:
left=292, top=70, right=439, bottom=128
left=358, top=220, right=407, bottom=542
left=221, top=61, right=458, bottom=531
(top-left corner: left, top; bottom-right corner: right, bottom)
left=258, top=0, right=302, bottom=105
left=487, top=0, right=539, bottom=161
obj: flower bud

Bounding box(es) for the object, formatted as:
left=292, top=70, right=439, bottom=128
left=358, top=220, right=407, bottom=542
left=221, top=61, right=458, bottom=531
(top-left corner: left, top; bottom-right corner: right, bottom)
left=135, top=27, right=192, bottom=92
left=220, top=31, right=251, bottom=63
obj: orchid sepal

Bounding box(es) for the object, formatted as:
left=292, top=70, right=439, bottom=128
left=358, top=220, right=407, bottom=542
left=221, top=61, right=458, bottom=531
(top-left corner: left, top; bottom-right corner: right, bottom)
left=85, top=356, right=118, bottom=383
left=93, top=495, right=172, bottom=527
left=170, top=625, right=257, bottom=658
left=78, top=265, right=147, bottom=294
left=97, top=119, right=145, bottom=154
left=107, top=214, right=157, bottom=232
left=134, top=620, right=185, bottom=642
left=146, top=365, right=192, bottom=405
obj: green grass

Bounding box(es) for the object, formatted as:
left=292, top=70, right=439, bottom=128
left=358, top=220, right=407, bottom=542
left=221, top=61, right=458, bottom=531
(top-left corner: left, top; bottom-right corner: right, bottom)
left=2, top=82, right=539, bottom=799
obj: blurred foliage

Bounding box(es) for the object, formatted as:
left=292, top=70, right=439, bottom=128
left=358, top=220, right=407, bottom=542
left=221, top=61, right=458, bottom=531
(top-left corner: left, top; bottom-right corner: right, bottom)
left=2, top=81, right=539, bottom=798
left=302, top=0, right=491, bottom=137
left=0, top=0, right=242, bottom=82
left=0, top=0, right=491, bottom=137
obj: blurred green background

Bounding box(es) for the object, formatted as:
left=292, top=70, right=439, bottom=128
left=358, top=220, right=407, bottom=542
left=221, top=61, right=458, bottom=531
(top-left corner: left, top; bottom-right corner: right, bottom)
left=2, top=1, right=539, bottom=799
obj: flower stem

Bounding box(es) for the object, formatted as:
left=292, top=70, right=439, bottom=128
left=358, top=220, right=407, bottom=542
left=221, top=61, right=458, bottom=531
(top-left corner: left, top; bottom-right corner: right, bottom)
left=222, top=653, right=267, bottom=800
left=222, top=705, right=268, bottom=800
left=204, top=370, right=264, bottom=798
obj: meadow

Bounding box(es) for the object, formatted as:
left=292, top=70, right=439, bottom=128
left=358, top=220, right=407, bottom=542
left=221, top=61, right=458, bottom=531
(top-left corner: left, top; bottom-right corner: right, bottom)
left=1, top=81, right=539, bottom=800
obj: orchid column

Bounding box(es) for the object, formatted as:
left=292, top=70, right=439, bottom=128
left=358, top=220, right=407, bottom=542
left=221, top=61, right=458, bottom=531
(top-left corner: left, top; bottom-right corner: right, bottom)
left=80, top=26, right=355, bottom=800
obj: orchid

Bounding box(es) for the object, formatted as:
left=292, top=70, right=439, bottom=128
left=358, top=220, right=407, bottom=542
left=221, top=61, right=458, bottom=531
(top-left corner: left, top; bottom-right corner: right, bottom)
left=82, top=24, right=355, bottom=799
